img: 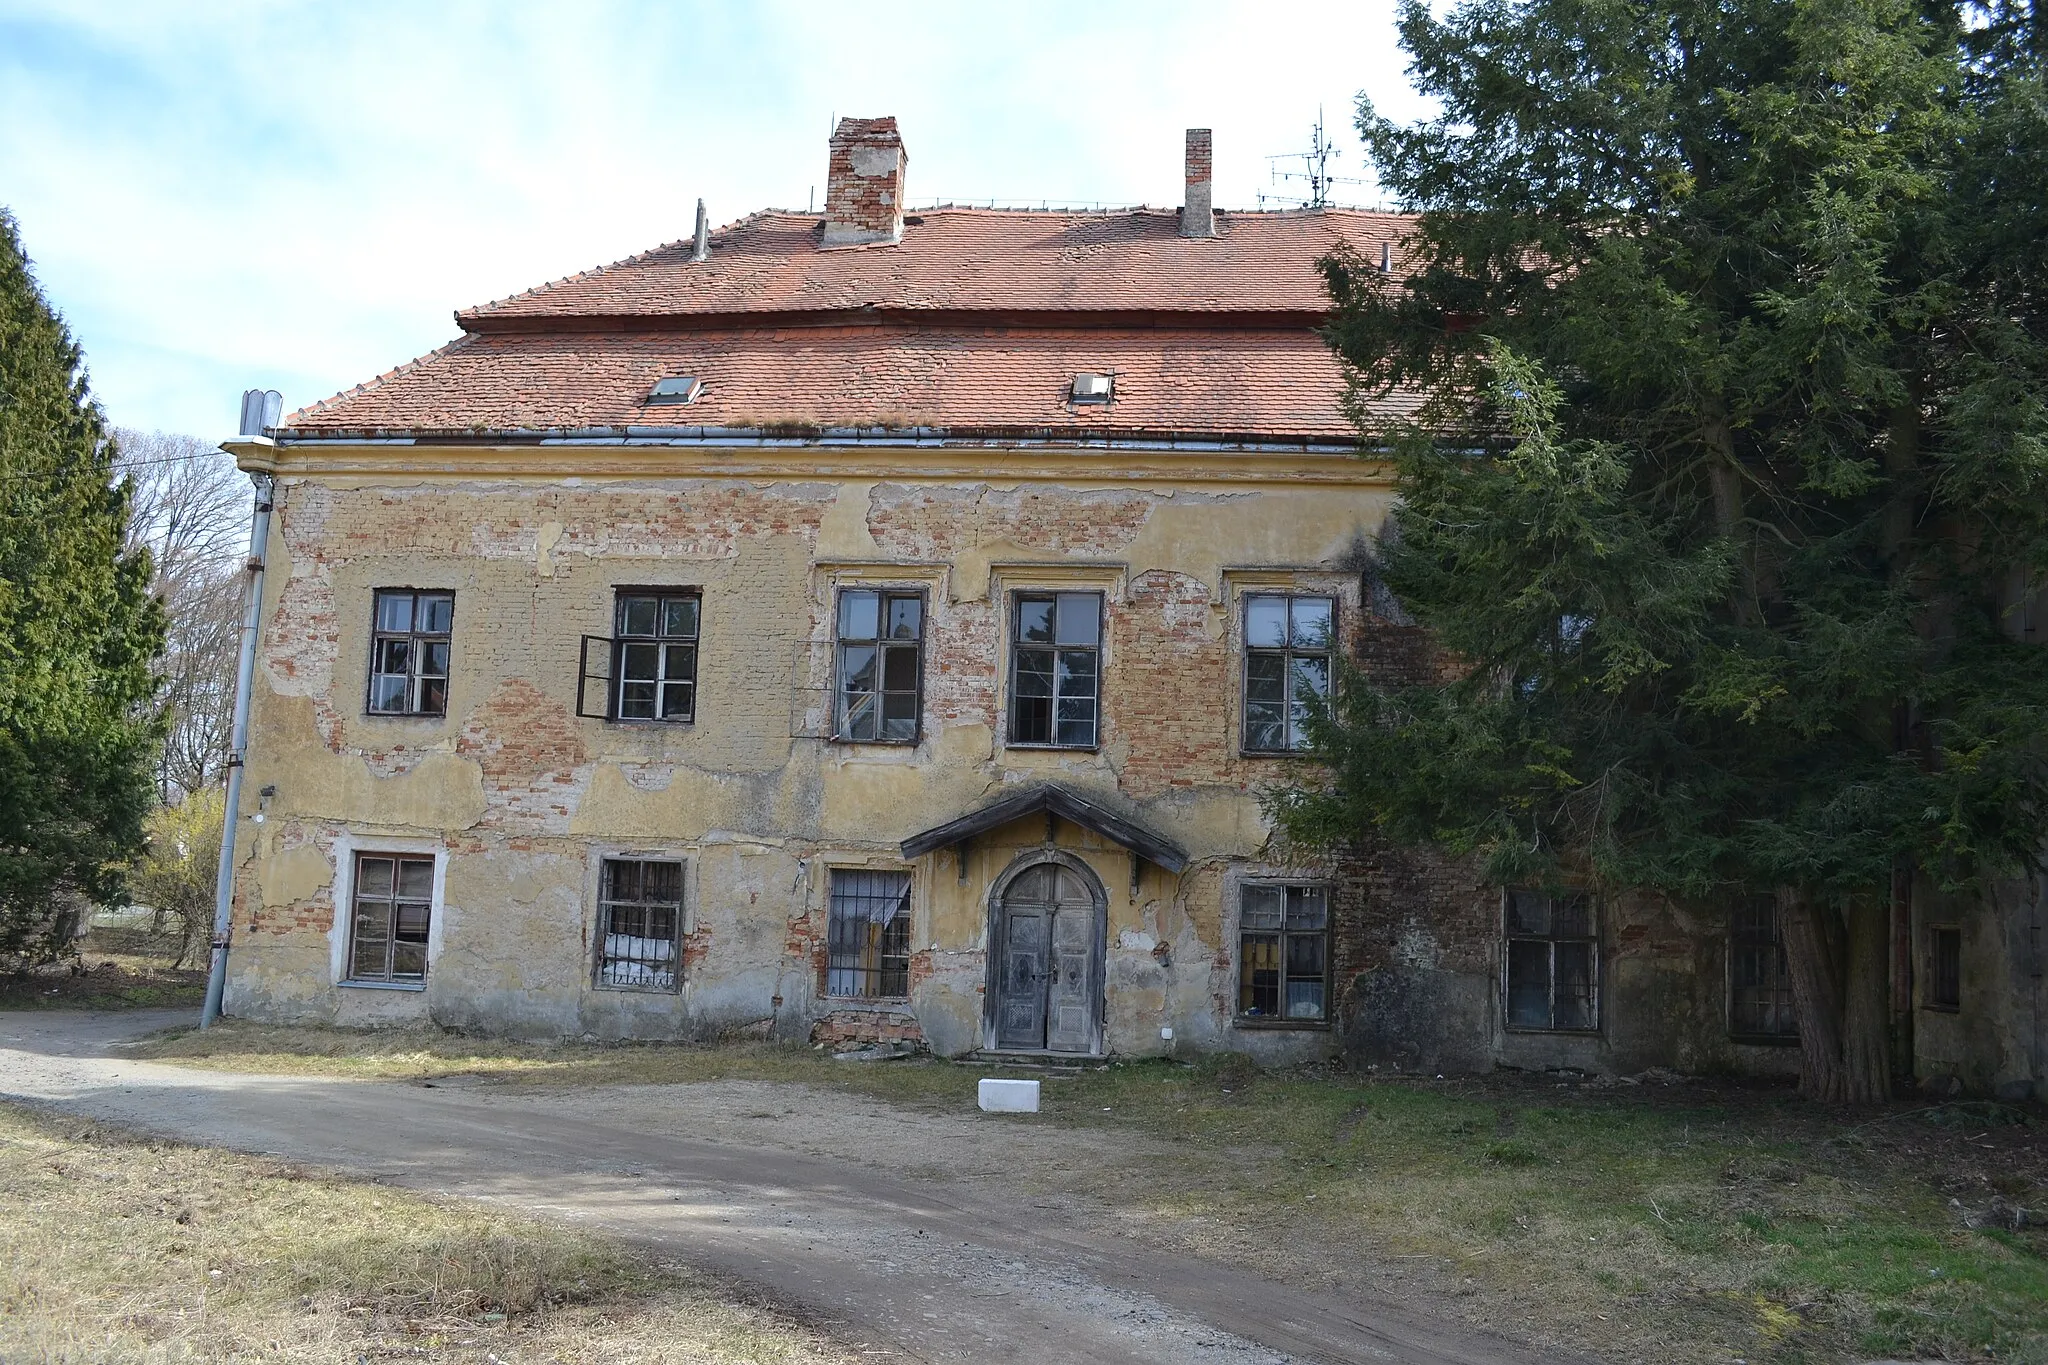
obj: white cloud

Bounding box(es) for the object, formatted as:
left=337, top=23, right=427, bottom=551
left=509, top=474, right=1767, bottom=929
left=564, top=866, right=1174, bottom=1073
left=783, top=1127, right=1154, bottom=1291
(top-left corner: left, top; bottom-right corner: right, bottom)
left=0, top=0, right=1424, bottom=437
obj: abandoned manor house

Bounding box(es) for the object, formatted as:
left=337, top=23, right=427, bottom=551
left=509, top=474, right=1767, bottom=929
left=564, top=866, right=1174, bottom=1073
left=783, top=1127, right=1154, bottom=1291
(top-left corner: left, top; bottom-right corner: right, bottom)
left=219, top=118, right=2043, bottom=1098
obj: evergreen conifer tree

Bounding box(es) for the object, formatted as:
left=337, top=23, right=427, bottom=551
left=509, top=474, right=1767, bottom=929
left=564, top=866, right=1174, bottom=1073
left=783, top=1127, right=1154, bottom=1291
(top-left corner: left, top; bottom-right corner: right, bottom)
left=1282, top=0, right=2048, bottom=1101
left=0, top=208, right=165, bottom=969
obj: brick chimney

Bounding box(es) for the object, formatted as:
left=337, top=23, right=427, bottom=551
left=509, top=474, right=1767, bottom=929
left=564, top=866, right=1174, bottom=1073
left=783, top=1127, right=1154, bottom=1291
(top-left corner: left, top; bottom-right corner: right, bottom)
left=823, top=117, right=908, bottom=248
left=1181, top=128, right=1215, bottom=239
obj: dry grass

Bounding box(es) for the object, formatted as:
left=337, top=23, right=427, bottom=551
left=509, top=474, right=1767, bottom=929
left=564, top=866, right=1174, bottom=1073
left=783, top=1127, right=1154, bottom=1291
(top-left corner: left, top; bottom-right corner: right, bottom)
left=0, top=1102, right=852, bottom=1364
left=134, top=1022, right=2048, bottom=1364
left=0, top=927, right=207, bottom=1010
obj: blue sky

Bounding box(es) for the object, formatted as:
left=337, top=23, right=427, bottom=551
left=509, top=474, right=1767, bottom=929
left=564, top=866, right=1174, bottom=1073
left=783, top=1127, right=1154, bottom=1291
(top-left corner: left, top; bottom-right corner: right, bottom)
left=1, top=1, right=1426, bottom=439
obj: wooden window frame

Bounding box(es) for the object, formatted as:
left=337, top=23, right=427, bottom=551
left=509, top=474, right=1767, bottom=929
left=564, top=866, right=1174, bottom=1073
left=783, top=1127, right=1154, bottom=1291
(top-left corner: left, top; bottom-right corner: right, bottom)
left=1502, top=889, right=1601, bottom=1034
left=1234, top=882, right=1331, bottom=1028
left=1006, top=590, right=1103, bottom=750
left=1728, top=897, right=1799, bottom=1044
left=1241, top=592, right=1335, bottom=755
left=577, top=588, right=700, bottom=724
left=825, top=868, right=913, bottom=1000
left=346, top=851, right=434, bottom=985
left=831, top=587, right=925, bottom=745
left=1926, top=924, right=1962, bottom=1012
left=365, top=589, right=453, bottom=717
left=593, top=856, right=684, bottom=992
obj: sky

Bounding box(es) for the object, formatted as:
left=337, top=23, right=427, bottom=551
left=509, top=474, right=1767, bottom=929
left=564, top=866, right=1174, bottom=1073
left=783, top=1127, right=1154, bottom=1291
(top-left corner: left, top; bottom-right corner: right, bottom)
left=1, top=1, right=1428, bottom=440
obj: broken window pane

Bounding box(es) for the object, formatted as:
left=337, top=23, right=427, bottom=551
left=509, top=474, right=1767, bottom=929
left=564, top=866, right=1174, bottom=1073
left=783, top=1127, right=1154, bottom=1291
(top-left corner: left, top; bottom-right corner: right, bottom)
left=368, top=590, right=453, bottom=717
left=1503, top=889, right=1599, bottom=1031
left=1238, top=883, right=1328, bottom=1025
left=597, top=856, right=683, bottom=991
left=834, top=589, right=923, bottom=745
left=347, top=852, right=434, bottom=985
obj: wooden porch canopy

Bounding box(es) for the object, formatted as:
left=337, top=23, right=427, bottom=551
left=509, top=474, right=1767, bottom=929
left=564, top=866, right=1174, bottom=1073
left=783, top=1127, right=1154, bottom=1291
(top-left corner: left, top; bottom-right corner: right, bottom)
left=899, top=784, right=1189, bottom=876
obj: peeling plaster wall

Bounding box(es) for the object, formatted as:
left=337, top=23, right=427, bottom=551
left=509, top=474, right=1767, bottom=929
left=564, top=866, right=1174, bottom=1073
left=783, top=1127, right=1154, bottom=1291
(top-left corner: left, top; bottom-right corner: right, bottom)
left=222, top=461, right=1382, bottom=1058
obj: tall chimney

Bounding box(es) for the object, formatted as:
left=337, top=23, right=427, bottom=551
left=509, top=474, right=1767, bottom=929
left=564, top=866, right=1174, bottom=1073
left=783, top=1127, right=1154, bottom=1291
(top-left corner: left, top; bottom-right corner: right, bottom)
left=1182, top=128, right=1215, bottom=239
left=823, top=117, right=908, bottom=248
left=691, top=198, right=709, bottom=262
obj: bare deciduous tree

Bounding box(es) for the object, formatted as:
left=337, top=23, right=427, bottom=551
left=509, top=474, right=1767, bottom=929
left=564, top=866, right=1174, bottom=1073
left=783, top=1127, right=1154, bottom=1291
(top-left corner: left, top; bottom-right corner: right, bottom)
left=114, top=429, right=249, bottom=799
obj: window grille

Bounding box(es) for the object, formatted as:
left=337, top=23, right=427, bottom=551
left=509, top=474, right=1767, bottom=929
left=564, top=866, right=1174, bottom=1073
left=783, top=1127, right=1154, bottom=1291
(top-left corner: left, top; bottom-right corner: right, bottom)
left=834, top=589, right=923, bottom=743
left=1729, top=898, right=1798, bottom=1040
left=367, top=590, right=453, bottom=716
left=1009, top=591, right=1101, bottom=748
left=596, top=858, right=683, bottom=990
left=1237, top=884, right=1328, bottom=1022
left=1503, top=889, right=1599, bottom=1031
left=349, top=853, right=434, bottom=983
left=827, top=869, right=912, bottom=999
left=1243, top=594, right=1334, bottom=752
left=1928, top=925, right=1961, bottom=1011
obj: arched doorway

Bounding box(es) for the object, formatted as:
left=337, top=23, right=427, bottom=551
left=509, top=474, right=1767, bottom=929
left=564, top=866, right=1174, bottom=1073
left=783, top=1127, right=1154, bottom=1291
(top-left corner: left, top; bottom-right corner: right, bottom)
left=988, top=853, right=1104, bottom=1054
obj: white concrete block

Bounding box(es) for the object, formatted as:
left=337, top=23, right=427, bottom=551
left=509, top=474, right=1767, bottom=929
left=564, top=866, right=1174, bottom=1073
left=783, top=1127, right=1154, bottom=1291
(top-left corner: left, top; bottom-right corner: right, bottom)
left=977, top=1077, right=1040, bottom=1113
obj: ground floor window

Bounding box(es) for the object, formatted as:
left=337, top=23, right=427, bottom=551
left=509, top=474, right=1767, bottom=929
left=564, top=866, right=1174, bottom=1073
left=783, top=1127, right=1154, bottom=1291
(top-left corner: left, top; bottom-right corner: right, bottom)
left=1238, top=884, right=1328, bottom=1022
left=1729, top=898, right=1798, bottom=1041
left=349, top=853, right=433, bottom=984
left=1504, top=889, right=1598, bottom=1031
left=827, top=869, right=912, bottom=998
left=596, top=858, right=683, bottom=990
left=1927, top=924, right=1961, bottom=1012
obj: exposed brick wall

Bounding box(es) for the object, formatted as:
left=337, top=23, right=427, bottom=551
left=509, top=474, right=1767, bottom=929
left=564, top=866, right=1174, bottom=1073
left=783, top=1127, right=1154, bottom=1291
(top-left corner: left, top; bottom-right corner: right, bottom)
left=810, top=1010, right=924, bottom=1049
left=1115, top=571, right=1232, bottom=798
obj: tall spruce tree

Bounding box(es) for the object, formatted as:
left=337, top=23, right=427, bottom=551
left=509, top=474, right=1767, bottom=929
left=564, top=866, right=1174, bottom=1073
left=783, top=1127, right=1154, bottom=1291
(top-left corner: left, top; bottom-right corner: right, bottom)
left=1282, top=0, right=2048, bottom=1102
left=0, top=209, right=165, bottom=969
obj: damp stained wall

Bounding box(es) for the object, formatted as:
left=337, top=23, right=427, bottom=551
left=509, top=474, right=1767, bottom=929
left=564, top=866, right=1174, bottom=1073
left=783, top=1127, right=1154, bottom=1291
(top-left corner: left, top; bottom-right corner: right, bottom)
left=222, top=442, right=1389, bottom=1057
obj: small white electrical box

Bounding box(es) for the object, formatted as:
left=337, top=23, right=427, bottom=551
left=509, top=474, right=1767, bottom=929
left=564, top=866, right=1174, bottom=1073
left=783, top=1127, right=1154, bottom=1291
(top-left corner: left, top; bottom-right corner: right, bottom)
left=977, top=1078, right=1040, bottom=1113
left=1160, top=1026, right=1174, bottom=1041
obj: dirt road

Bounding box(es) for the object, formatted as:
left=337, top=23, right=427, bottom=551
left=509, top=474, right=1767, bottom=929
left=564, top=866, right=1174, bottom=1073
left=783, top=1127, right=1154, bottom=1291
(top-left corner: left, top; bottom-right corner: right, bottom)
left=0, top=1011, right=1576, bottom=1365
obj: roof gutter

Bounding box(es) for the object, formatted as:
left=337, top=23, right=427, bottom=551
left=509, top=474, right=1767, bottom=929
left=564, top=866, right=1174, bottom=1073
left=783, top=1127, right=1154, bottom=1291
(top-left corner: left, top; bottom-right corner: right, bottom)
left=252, top=424, right=1368, bottom=455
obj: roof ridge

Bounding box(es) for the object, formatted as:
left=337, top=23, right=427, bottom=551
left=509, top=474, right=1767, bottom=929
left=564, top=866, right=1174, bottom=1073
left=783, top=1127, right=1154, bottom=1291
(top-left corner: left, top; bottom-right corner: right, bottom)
left=287, top=333, right=477, bottom=424
left=459, top=207, right=784, bottom=321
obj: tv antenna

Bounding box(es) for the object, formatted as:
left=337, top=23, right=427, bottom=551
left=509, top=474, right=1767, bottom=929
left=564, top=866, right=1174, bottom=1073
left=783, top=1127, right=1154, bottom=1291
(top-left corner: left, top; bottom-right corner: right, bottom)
left=1260, top=107, right=1368, bottom=209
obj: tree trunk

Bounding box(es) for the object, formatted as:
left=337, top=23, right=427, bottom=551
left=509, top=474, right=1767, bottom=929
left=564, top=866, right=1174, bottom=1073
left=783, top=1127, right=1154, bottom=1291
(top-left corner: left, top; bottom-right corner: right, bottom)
left=1779, top=887, right=1893, bottom=1103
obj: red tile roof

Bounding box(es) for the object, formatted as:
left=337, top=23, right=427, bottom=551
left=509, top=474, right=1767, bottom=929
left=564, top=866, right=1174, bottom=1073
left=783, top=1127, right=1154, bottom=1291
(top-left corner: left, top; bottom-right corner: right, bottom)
left=285, top=206, right=1414, bottom=442
left=457, top=207, right=1406, bottom=327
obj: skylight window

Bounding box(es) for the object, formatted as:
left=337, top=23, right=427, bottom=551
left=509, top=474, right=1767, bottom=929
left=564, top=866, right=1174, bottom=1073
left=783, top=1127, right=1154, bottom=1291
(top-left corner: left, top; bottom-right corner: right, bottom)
left=1070, top=373, right=1114, bottom=405
left=646, top=375, right=704, bottom=406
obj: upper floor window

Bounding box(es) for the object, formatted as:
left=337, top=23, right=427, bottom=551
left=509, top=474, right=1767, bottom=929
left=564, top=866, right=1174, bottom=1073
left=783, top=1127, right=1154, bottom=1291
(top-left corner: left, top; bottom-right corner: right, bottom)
left=1237, top=883, right=1329, bottom=1023
left=368, top=590, right=452, bottom=716
left=1009, top=591, right=1101, bottom=748
left=834, top=589, right=923, bottom=743
left=616, top=591, right=699, bottom=722
left=1504, top=889, right=1599, bottom=1032
left=1729, top=898, right=1798, bottom=1041
left=1243, top=593, right=1333, bottom=753
left=577, top=589, right=699, bottom=723
left=827, top=869, right=912, bottom=998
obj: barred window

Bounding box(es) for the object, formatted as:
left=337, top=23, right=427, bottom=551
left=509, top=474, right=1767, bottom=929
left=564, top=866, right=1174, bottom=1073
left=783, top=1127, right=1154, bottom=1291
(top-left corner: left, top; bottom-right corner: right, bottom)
left=1729, top=899, right=1797, bottom=1040
left=835, top=589, right=923, bottom=743
left=1504, top=890, right=1599, bottom=1031
left=826, top=869, right=912, bottom=999
left=615, top=592, right=699, bottom=723
left=348, top=853, right=433, bottom=984
left=596, top=858, right=682, bottom=991
left=367, top=590, right=453, bottom=716
left=1009, top=591, right=1101, bottom=748
left=1243, top=594, right=1333, bottom=752
left=1237, top=884, right=1328, bottom=1022
left=1927, top=925, right=1961, bottom=1012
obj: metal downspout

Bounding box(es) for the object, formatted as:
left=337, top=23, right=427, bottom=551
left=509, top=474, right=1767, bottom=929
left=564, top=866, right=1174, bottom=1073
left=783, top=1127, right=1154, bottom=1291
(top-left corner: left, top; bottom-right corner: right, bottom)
left=200, top=472, right=275, bottom=1028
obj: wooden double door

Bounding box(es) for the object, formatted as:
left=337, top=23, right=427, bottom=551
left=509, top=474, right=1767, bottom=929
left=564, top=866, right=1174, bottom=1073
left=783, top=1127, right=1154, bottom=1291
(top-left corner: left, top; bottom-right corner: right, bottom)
left=991, top=861, right=1102, bottom=1054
